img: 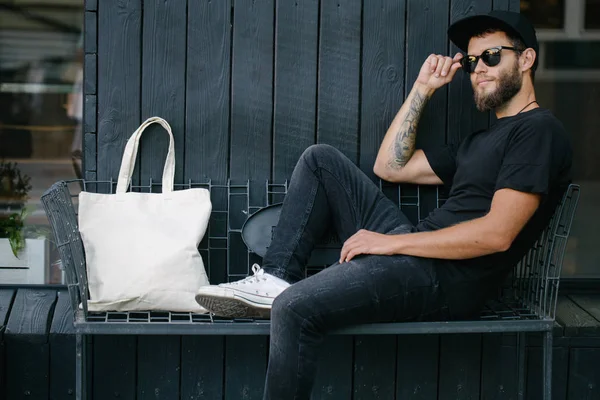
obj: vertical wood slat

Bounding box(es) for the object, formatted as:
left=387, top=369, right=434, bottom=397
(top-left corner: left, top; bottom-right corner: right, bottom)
left=447, top=0, right=493, bottom=144
left=84, top=11, right=97, bottom=54
left=228, top=7, right=273, bottom=380
left=405, top=0, right=449, bottom=221
left=84, top=9, right=97, bottom=178
left=230, top=0, right=275, bottom=206
left=438, top=334, right=482, bottom=400
left=273, top=0, right=319, bottom=181
left=396, top=335, right=440, bottom=399
left=5, top=289, right=57, bottom=400
left=137, top=336, right=181, bottom=399
left=140, top=0, right=187, bottom=187
left=85, top=171, right=97, bottom=182
left=494, top=0, right=520, bottom=11
left=186, top=0, right=231, bottom=285
left=49, top=291, right=76, bottom=400
left=84, top=54, right=97, bottom=96
left=527, top=346, right=569, bottom=400
left=353, top=335, right=396, bottom=399
left=225, top=336, right=268, bottom=400
left=480, top=334, right=519, bottom=399
left=311, top=336, right=354, bottom=399
left=85, top=0, right=97, bottom=11
left=317, top=0, right=362, bottom=164
left=84, top=95, right=96, bottom=134
left=85, top=133, right=97, bottom=171
left=181, top=336, right=225, bottom=400
left=406, top=0, right=449, bottom=148
left=93, top=336, right=136, bottom=400
left=0, top=289, right=16, bottom=400
left=360, top=0, right=406, bottom=180
left=97, top=0, right=142, bottom=185
left=185, top=0, right=231, bottom=183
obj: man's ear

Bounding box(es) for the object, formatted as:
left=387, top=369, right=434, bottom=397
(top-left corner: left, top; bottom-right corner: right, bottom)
left=520, top=48, right=536, bottom=72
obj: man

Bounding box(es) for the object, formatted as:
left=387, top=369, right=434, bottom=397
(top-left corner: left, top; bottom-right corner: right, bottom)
left=195, top=10, right=572, bottom=399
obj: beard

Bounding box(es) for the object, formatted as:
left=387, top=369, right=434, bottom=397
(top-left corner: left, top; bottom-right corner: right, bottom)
left=473, top=61, right=522, bottom=112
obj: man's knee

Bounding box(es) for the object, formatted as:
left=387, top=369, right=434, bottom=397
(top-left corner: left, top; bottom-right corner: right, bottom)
left=301, top=144, right=342, bottom=169
left=271, top=286, right=311, bottom=322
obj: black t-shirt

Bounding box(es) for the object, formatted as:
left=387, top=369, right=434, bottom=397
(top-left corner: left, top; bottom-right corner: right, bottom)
left=420, top=108, right=572, bottom=317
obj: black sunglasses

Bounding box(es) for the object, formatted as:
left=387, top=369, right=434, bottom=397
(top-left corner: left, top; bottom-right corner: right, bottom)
left=460, top=46, right=522, bottom=73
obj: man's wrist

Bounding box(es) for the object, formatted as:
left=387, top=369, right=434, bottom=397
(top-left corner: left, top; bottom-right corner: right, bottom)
left=390, top=233, right=407, bottom=255
left=413, top=82, right=436, bottom=98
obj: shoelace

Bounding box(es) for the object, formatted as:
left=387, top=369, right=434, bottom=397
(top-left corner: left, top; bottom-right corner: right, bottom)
left=229, top=264, right=267, bottom=285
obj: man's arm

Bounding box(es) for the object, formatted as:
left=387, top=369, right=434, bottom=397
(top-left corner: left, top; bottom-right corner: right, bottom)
left=339, top=188, right=541, bottom=262
left=373, top=53, right=463, bottom=184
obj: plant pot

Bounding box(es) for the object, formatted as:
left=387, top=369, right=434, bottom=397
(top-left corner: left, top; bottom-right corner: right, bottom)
left=0, top=238, right=49, bottom=284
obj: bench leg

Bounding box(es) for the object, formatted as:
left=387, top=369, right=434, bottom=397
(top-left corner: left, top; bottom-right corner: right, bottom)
left=543, top=330, right=553, bottom=400
left=517, top=332, right=526, bottom=400
left=76, top=334, right=87, bottom=400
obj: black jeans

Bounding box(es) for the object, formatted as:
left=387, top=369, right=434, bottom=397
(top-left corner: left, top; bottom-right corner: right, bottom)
left=261, top=144, right=452, bottom=400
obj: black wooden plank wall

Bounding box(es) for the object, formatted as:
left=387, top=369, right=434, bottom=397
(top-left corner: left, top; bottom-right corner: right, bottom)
left=86, top=0, right=507, bottom=197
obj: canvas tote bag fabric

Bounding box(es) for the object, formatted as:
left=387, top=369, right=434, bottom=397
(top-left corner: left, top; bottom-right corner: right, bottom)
left=78, top=117, right=211, bottom=312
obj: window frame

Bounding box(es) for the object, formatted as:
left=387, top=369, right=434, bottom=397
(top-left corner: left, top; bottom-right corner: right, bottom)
left=533, top=0, right=600, bottom=81
left=536, top=0, right=600, bottom=40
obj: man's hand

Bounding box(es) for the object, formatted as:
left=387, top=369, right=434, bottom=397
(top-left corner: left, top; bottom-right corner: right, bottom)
left=415, top=53, right=463, bottom=91
left=339, top=229, right=397, bottom=263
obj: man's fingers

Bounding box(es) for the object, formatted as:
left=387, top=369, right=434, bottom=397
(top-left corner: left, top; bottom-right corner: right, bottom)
left=339, top=244, right=348, bottom=263
left=340, top=238, right=363, bottom=263
left=340, top=240, right=354, bottom=263
left=345, top=248, right=361, bottom=263
left=345, top=251, right=354, bottom=262
left=453, top=52, right=464, bottom=62
left=428, top=54, right=439, bottom=72
left=340, top=246, right=356, bottom=263
left=428, top=54, right=463, bottom=75
left=434, top=56, right=446, bottom=77
left=446, top=61, right=462, bottom=80
left=441, top=57, right=454, bottom=77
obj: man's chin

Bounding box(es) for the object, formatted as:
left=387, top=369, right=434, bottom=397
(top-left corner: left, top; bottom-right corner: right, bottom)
left=475, top=102, right=493, bottom=112
left=473, top=94, right=495, bottom=112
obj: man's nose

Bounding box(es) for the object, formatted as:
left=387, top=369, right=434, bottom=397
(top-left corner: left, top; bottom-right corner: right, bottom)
left=473, top=57, right=488, bottom=74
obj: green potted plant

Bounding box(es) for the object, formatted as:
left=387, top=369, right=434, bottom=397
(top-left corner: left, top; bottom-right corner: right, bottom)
left=0, top=160, right=50, bottom=284
left=0, top=160, right=32, bottom=257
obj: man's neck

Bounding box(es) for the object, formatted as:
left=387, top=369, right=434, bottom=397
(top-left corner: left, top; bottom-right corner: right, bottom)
left=495, top=87, right=538, bottom=119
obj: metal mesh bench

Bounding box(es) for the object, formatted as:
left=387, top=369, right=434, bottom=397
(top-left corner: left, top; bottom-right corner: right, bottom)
left=41, top=179, right=580, bottom=400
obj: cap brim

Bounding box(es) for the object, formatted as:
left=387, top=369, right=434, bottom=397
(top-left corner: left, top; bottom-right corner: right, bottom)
left=448, top=15, right=522, bottom=53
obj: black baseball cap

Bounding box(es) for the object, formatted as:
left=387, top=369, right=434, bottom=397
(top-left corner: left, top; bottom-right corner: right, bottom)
left=448, top=10, right=539, bottom=55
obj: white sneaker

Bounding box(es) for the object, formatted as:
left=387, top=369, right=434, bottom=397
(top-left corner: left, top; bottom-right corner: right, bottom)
left=195, top=264, right=291, bottom=318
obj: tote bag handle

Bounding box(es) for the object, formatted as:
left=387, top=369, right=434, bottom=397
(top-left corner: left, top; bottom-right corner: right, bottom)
left=116, top=117, right=175, bottom=194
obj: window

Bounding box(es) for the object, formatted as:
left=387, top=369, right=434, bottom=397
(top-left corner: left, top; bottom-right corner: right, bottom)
left=0, top=1, right=83, bottom=284
left=521, top=0, right=566, bottom=29
left=585, top=0, right=600, bottom=29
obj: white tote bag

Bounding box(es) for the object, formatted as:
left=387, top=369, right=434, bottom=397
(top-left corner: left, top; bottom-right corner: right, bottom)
left=78, top=117, right=211, bottom=312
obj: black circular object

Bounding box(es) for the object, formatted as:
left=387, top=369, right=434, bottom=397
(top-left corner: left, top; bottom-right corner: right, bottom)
left=241, top=203, right=283, bottom=257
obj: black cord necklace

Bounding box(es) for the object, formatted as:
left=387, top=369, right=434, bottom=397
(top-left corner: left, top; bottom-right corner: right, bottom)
left=517, top=100, right=538, bottom=114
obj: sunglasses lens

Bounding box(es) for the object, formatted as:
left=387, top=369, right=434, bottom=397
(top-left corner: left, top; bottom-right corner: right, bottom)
left=461, top=56, right=477, bottom=73
left=482, top=49, right=501, bottom=67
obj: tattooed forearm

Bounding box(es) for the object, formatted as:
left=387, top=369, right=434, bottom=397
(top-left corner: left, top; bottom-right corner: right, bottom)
left=387, top=91, right=430, bottom=169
